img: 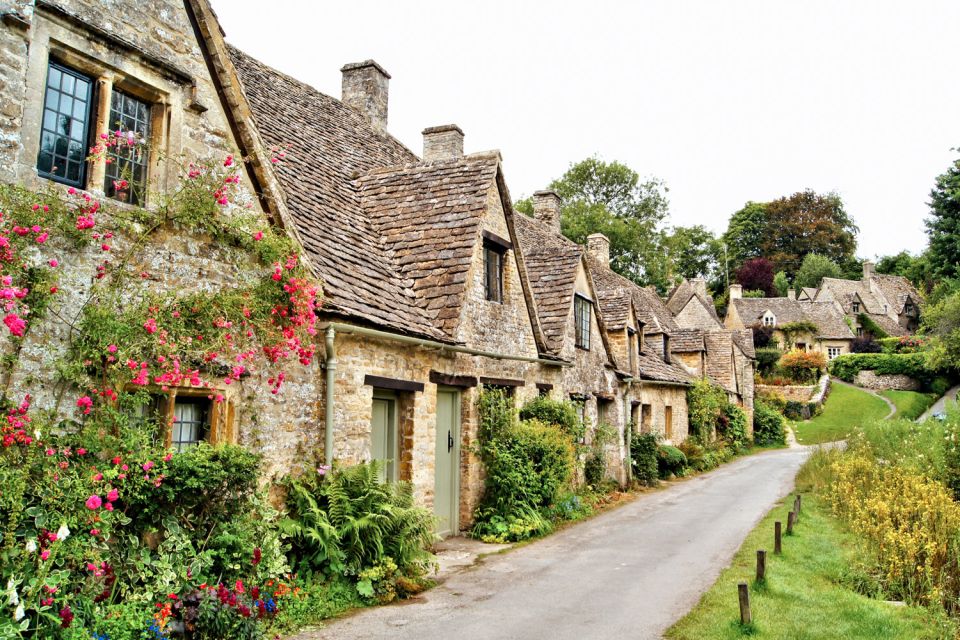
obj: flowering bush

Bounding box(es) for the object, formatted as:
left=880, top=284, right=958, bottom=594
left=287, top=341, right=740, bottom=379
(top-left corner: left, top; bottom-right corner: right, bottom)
left=777, top=349, right=827, bottom=384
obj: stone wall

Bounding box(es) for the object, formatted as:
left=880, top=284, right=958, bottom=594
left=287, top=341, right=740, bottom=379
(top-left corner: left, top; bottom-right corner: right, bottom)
left=674, top=297, right=720, bottom=330
left=854, top=370, right=921, bottom=391
left=756, top=383, right=816, bottom=402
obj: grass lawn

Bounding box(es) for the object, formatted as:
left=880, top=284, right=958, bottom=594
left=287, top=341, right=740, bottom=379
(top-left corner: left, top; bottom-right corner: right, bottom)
left=793, top=383, right=890, bottom=444
left=880, top=390, right=938, bottom=420
left=666, top=491, right=953, bottom=640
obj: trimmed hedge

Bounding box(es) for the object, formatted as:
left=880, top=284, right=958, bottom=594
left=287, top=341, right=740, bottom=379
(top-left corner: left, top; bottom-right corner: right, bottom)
left=754, top=347, right=783, bottom=376
left=828, top=352, right=930, bottom=383
left=753, top=399, right=787, bottom=446
left=657, top=445, right=687, bottom=479
left=631, top=433, right=659, bottom=487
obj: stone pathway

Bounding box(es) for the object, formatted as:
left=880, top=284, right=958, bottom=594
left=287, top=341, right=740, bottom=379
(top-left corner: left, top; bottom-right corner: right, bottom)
left=288, top=447, right=811, bottom=640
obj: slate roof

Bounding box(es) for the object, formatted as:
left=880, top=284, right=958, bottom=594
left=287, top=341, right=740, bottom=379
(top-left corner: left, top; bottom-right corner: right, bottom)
left=799, top=287, right=818, bottom=301
left=729, top=298, right=855, bottom=340
left=818, top=277, right=885, bottom=315
left=636, top=350, right=694, bottom=385
left=864, top=312, right=905, bottom=336
left=703, top=330, right=738, bottom=394
left=670, top=328, right=705, bottom=352
left=870, top=274, right=921, bottom=315
left=732, top=329, right=756, bottom=359
left=513, top=214, right=584, bottom=354
left=356, top=156, right=500, bottom=335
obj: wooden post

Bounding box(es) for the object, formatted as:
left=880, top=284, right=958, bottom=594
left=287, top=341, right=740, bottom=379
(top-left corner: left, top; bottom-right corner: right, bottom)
left=775, top=521, right=782, bottom=554
left=797, top=494, right=802, bottom=514
left=756, top=549, right=767, bottom=583
left=738, top=582, right=752, bottom=625
left=787, top=510, right=795, bottom=535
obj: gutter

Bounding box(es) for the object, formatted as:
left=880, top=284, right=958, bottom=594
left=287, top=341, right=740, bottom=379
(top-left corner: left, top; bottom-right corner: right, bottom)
left=321, top=322, right=571, bottom=464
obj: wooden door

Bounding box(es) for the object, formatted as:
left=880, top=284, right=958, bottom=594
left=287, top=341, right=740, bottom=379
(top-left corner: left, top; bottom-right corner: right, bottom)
left=434, top=388, right=461, bottom=537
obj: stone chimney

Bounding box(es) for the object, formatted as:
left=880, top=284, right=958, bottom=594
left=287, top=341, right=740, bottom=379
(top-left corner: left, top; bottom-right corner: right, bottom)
left=341, top=60, right=390, bottom=133
left=863, top=260, right=875, bottom=280
left=422, top=125, right=464, bottom=162
left=586, top=233, right=610, bottom=266
left=533, top=190, right=562, bottom=232
left=787, top=289, right=796, bottom=300
left=730, top=284, right=743, bottom=300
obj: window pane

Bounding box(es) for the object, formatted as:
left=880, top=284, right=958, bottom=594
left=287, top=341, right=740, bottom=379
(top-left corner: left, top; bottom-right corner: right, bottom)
left=37, top=62, right=91, bottom=187
left=104, top=89, right=151, bottom=206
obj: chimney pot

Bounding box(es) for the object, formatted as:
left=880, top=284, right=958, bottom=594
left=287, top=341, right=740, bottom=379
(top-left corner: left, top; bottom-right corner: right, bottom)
left=863, top=260, right=875, bottom=280
left=422, top=124, right=464, bottom=162
left=787, top=289, right=796, bottom=300
left=532, top=190, right=562, bottom=232
left=586, top=233, right=610, bottom=266
left=341, top=60, right=390, bottom=133
left=729, top=284, right=743, bottom=300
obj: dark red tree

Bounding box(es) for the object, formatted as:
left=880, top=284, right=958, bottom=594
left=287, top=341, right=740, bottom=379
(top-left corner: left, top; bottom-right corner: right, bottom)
left=736, top=258, right=776, bottom=296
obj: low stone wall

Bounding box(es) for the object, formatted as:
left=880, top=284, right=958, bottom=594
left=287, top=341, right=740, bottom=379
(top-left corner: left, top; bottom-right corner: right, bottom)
left=854, top=370, right=921, bottom=391
left=756, top=383, right=816, bottom=402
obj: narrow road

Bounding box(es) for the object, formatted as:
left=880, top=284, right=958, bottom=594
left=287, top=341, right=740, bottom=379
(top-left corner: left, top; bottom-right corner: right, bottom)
left=291, top=446, right=811, bottom=640
left=918, top=384, right=960, bottom=422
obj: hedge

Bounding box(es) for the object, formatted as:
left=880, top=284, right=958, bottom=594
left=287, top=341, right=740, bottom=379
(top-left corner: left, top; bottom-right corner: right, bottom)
left=828, top=352, right=930, bottom=383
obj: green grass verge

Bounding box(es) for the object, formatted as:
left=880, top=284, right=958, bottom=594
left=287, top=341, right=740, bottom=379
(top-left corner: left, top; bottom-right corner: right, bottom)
left=880, top=390, right=938, bottom=420
left=665, top=491, right=952, bottom=640
left=793, top=383, right=890, bottom=444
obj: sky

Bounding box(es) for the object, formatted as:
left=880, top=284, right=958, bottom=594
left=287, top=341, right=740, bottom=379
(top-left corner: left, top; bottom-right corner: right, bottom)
left=214, top=0, right=960, bottom=259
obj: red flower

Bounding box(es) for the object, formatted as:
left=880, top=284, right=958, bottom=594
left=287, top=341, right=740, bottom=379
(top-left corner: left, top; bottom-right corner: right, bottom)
left=59, top=605, right=73, bottom=628
left=85, top=495, right=102, bottom=510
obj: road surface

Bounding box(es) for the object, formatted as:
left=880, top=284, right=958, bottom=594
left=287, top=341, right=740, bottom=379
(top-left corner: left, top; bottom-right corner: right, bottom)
left=291, top=446, right=811, bottom=640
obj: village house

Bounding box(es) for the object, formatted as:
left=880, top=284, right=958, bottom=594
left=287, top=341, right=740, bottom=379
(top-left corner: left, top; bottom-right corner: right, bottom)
left=665, top=278, right=724, bottom=330
left=0, top=0, right=761, bottom=539
left=724, top=285, right=856, bottom=360
left=809, top=261, right=922, bottom=337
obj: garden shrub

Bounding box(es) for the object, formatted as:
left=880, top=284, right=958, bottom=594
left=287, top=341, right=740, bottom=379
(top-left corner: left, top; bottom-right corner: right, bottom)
left=828, top=352, right=930, bottom=383
left=857, top=313, right=890, bottom=339
left=754, top=347, right=782, bottom=376
left=630, top=433, right=659, bottom=487
left=756, top=390, right=787, bottom=413
left=584, top=422, right=616, bottom=487
left=753, top=399, right=786, bottom=446
left=656, top=445, right=687, bottom=479
left=686, top=378, right=728, bottom=442
left=751, top=324, right=775, bottom=349
left=777, top=349, right=826, bottom=384
left=783, top=400, right=819, bottom=421
left=850, top=337, right=882, bottom=353
left=519, top=396, right=583, bottom=442
left=718, top=404, right=749, bottom=452
left=931, top=376, right=952, bottom=397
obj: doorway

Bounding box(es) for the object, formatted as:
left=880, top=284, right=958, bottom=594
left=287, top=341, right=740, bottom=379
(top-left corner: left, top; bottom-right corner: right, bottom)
left=434, top=387, right=461, bottom=537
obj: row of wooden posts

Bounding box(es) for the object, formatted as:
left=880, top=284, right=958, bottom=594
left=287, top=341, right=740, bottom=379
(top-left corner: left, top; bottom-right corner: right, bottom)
left=738, top=494, right=802, bottom=626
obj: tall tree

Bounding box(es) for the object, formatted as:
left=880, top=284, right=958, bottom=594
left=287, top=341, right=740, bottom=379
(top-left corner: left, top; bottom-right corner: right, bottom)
left=761, top=190, right=858, bottom=276
left=721, top=202, right=767, bottom=272
left=794, top=253, right=842, bottom=289
left=516, top=157, right=671, bottom=290
left=664, top=225, right=720, bottom=283
left=926, top=153, right=960, bottom=280
left=735, top=258, right=775, bottom=296
left=876, top=250, right=933, bottom=293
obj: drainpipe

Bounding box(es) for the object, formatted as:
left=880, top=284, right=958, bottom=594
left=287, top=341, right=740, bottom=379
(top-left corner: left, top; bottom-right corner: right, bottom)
left=324, top=325, right=337, bottom=466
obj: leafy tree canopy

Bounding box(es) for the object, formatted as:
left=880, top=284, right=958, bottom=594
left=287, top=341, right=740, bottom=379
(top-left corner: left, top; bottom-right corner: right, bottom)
left=516, top=156, right=672, bottom=291
left=762, top=190, right=858, bottom=276
left=773, top=271, right=790, bottom=297
left=875, top=250, right=933, bottom=294
left=794, top=253, right=843, bottom=289
left=664, top=225, right=721, bottom=283
left=735, top=258, right=775, bottom=297
left=722, top=201, right=767, bottom=271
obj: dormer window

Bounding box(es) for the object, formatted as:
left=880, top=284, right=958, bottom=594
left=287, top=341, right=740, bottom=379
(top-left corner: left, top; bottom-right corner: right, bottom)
left=574, top=294, right=592, bottom=350
left=905, top=302, right=914, bottom=314
left=482, top=231, right=513, bottom=304
left=852, top=302, right=860, bottom=313
left=762, top=312, right=775, bottom=327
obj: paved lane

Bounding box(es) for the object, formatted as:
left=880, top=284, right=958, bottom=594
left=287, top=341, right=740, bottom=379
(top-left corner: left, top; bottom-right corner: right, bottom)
left=291, top=446, right=810, bottom=640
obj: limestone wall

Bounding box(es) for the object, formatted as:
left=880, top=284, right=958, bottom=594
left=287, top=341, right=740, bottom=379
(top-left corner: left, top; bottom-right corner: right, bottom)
left=854, top=370, right=921, bottom=391
left=756, top=383, right=815, bottom=402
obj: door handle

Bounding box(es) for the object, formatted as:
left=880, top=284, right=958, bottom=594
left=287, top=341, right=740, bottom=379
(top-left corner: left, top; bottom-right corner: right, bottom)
left=447, top=430, right=454, bottom=453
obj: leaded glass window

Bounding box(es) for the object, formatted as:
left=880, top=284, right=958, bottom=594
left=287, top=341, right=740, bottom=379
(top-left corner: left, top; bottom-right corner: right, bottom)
left=37, top=62, right=92, bottom=187
left=484, top=243, right=504, bottom=303
left=574, top=294, right=591, bottom=350
left=171, top=397, right=209, bottom=452
left=104, top=90, right=151, bottom=205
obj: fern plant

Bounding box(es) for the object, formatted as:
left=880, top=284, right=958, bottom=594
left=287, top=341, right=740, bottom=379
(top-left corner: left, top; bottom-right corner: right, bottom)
left=282, top=461, right=436, bottom=581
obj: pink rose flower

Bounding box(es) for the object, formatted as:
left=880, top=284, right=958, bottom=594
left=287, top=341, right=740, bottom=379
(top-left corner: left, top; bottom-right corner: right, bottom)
left=85, top=495, right=102, bottom=510
left=107, top=489, right=119, bottom=502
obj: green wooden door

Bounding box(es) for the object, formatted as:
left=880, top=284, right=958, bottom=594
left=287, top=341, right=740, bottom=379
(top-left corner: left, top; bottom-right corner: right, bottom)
left=371, top=393, right=398, bottom=482
left=434, top=388, right=461, bottom=537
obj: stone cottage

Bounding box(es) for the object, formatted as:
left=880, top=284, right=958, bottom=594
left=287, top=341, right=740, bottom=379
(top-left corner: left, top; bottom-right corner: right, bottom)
left=0, top=0, right=324, bottom=484
left=665, top=278, right=724, bottom=330
left=724, top=286, right=855, bottom=360
left=810, top=262, right=922, bottom=337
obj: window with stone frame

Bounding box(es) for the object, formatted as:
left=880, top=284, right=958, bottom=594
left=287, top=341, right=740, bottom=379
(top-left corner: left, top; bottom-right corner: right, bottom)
left=827, top=347, right=842, bottom=360
left=483, top=241, right=505, bottom=303
left=126, top=389, right=231, bottom=451
left=37, top=61, right=93, bottom=188
left=103, top=89, right=151, bottom=206
left=852, top=302, right=860, bottom=313
left=34, top=52, right=161, bottom=205
left=574, top=294, right=592, bottom=350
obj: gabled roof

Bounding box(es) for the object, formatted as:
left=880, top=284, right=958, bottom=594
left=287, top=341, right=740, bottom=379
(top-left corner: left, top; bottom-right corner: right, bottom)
left=635, top=286, right=681, bottom=335
left=703, top=330, right=738, bottom=394
left=819, top=277, right=886, bottom=315
left=870, top=274, right=921, bottom=315
left=798, top=287, right=818, bottom=301
left=732, top=329, right=756, bottom=359
left=666, top=279, right=722, bottom=326
left=586, top=256, right=679, bottom=335
left=670, top=328, right=705, bottom=353
left=729, top=297, right=855, bottom=340
left=356, top=155, right=499, bottom=335
left=513, top=215, right=585, bottom=354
